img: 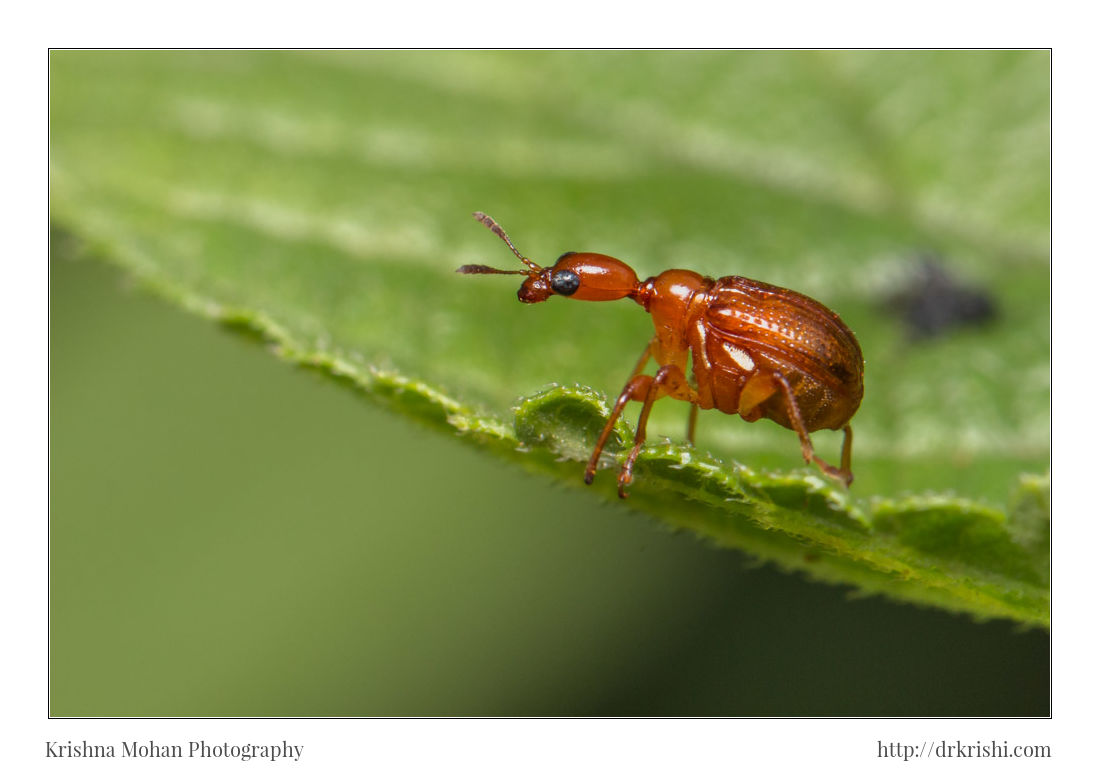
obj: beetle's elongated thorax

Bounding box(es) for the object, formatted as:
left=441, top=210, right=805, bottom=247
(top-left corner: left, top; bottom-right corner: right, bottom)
left=637, top=269, right=715, bottom=369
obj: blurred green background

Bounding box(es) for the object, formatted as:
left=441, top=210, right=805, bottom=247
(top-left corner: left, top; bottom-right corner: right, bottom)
left=51, top=249, right=1047, bottom=716
left=50, top=51, right=1049, bottom=716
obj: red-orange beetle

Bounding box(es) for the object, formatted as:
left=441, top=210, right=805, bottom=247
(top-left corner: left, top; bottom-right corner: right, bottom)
left=459, top=212, right=864, bottom=497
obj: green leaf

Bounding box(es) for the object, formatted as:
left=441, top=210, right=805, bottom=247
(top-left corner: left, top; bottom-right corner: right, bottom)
left=50, top=51, right=1050, bottom=626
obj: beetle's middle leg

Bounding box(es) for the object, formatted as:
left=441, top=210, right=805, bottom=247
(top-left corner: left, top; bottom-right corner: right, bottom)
left=686, top=404, right=699, bottom=446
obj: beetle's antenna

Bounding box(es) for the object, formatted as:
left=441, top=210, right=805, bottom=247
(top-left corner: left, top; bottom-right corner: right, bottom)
left=455, top=264, right=527, bottom=276
left=472, top=211, right=542, bottom=272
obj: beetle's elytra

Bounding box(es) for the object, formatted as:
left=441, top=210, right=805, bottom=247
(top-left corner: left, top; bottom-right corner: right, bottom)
left=458, top=212, right=864, bottom=498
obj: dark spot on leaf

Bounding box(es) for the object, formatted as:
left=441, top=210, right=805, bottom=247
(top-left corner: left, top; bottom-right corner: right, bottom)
left=885, top=255, right=998, bottom=340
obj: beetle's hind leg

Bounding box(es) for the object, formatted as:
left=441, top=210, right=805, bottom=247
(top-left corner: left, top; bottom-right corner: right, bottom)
left=773, top=374, right=854, bottom=487
left=840, top=424, right=853, bottom=476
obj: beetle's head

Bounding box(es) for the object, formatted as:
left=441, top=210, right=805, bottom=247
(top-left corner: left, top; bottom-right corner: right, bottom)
left=458, top=212, right=640, bottom=304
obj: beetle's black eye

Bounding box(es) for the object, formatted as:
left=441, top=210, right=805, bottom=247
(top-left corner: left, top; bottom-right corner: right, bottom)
left=551, top=269, right=581, bottom=296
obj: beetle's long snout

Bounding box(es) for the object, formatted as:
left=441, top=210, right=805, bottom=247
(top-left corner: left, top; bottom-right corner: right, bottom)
left=454, top=263, right=551, bottom=303
left=517, top=274, right=553, bottom=303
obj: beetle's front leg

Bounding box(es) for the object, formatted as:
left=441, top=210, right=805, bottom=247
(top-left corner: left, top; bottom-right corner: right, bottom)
left=617, top=364, right=698, bottom=498
left=583, top=339, right=655, bottom=485
left=584, top=374, right=653, bottom=486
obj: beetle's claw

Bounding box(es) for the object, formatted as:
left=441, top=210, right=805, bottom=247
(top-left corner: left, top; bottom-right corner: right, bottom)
left=617, top=470, right=633, bottom=499
left=823, top=465, right=853, bottom=489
